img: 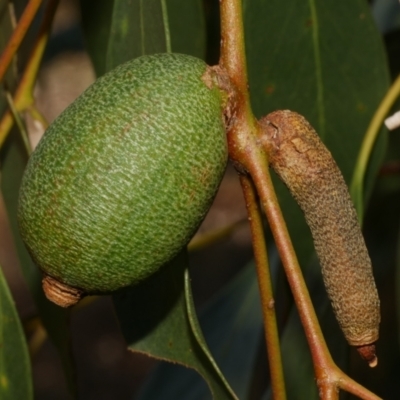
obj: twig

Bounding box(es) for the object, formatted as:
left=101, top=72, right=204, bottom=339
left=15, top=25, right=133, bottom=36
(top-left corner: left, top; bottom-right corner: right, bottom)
left=240, top=174, right=286, bottom=400
left=0, top=0, right=58, bottom=148
left=219, top=0, right=383, bottom=398
left=0, top=0, right=43, bottom=82
left=318, top=383, right=339, bottom=400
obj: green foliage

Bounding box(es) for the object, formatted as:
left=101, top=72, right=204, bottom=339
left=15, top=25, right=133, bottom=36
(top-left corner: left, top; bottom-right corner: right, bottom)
left=114, top=250, right=237, bottom=399
left=80, top=0, right=205, bottom=76
left=137, top=261, right=263, bottom=399
left=0, top=264, right=32, bottom=399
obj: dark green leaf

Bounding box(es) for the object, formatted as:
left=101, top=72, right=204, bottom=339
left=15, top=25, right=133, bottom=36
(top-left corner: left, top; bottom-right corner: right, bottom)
left=243, top=0, right=390, bottom=265
left=0, top=132, right=76, bottom=397
left=106, top=0, right=170, bottom=70
left=113, top=250, right=238, bottom=400
left=80, top=0, right=205, bottom=76
left=0, top=263, right=33, bottom=399
left=80, top=0, right=170, bottom=75
left=167, top=0, right=206, bottom=59
left=138, top=262, right=263, bottom=400
left=79, top=0, right=115, bottom=77
left=80, top=0, right=167, bottom=74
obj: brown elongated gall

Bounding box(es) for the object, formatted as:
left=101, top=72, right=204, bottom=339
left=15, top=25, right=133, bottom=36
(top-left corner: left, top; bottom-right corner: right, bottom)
left=258, top=110, right=380, bottom=367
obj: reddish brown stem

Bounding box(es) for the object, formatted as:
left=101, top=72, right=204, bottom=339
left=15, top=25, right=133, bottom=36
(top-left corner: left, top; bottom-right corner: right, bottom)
left=240, top=174, right=286, bottom=400
left=318, top=382, right=339, bottom=400
left=244, top=145, right=333, bottom=368
left=219, top=0, right=249, bottom=97
left=0, top=0, right=43, bottom=82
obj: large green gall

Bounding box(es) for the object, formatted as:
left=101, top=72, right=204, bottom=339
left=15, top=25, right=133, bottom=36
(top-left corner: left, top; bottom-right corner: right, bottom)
left=18, top=53, right=230, bottom=307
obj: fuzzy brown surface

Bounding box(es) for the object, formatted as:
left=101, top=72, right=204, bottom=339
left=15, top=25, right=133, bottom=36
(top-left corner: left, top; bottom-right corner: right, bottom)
left=258, top=110, right=380, bottom=346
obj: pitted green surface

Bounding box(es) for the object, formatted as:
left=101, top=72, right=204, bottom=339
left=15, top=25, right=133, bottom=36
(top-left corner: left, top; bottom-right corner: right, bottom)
left=18, top=53, right=227, bottom=293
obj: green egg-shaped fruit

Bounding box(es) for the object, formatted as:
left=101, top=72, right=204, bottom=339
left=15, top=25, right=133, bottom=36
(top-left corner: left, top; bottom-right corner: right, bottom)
left=18, top=53, right=229, bottom=307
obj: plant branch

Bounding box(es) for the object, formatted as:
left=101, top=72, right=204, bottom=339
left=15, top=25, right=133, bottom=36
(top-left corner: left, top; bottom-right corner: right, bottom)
left=219, top=0, right=382, bottom=398
left=0, top=0, right=58, bottom=148
left=350, top=73, right=400, bottom=220
left=338, top=369, right=382, bottom=399
left=219, top=0, right=249, bottom=96
left=318, top=383, right=339, bottom=400
left=0, top=0, right=43, bottom=83
left=243, top=143, right=332, bottom=367
left=240, top=174, right=286, bottom=400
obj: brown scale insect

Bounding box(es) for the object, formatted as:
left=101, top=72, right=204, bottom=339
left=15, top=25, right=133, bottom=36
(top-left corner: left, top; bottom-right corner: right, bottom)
left=258, top=110, right=380, bottom=367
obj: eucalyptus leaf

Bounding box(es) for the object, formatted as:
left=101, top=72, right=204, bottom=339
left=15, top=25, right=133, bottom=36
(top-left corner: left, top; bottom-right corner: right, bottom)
left=80, top=0, right=170, bottom=77
left=106, top=0, right=170, bottom=70
left=183, top=263, right=262, bottom=399
left=167, top=0, right=206, bottom=59
left=79, top=0, right=115, bottom=77
left=138, top=262, right=264, bottom=400
left=0, top=263, right=33, bottom=400
left=80, top=0, right=205, bottom=77
left=113, top=250, right=238, bottom=400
